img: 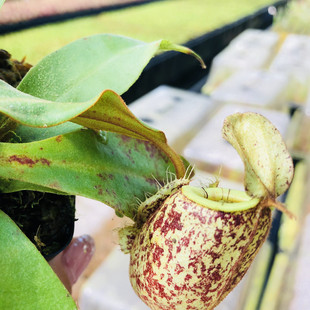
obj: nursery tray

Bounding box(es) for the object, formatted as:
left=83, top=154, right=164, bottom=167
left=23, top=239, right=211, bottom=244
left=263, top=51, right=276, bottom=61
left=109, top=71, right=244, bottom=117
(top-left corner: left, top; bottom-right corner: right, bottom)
left=202, top=29, right=280, bottom=94
left=129, top=85, right=215, bottom=153
left=269, top=33, right=310, bottom=105
left=123, top=0, right=288, bottom=103
left=209, top=69, right=290, bottom=110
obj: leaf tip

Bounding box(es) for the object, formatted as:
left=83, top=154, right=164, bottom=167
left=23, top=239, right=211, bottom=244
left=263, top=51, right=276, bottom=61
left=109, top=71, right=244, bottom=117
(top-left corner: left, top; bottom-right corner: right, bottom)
left=159, top=40, right=206, bottom=69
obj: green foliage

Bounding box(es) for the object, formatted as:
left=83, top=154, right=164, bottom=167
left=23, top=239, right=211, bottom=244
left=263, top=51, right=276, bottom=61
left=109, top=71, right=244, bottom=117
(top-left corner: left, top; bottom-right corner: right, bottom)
left=273, top=0, right=310, bottom=35
left=0, top=210, right=77, bottom=309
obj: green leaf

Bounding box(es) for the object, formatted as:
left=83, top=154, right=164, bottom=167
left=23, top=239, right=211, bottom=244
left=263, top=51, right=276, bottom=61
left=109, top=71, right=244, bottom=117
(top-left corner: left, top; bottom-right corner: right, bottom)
left=73, top=90, right=167, bottom=141
left=0, top=0, right=4, bottom=10
left=222, top=112, right=294, bottom=199
left=0, top=210, right=77, bottom=309
left=0, top=81, right=165, bottom=140
left=0, top=80, right=93, bottom=127
left=17, top=34, right=204, bottom=102
left=0, top=129, right=180, bottom=219
left=14, top=122, right=82, bottom=143
left=72, top=91, right=186, bottom=178
left=0, top=82, right=185, bottom=177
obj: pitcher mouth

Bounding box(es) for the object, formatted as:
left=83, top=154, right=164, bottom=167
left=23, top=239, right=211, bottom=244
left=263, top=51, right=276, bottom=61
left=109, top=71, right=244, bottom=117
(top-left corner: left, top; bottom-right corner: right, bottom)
left=182, top=186, right=260, bottom=212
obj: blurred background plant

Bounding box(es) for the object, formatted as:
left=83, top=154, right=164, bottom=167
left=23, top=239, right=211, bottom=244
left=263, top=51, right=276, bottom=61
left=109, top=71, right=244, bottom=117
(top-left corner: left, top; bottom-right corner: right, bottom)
left=273, top=0, right=310, bottom=35
left=1, top=0, right=275, bottom=64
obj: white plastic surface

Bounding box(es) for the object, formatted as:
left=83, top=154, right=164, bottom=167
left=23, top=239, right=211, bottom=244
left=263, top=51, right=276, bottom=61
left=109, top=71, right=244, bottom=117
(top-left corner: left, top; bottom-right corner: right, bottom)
left=74, top=196, right=115, bottom=237
left=210, top=70, right=289, bottom=109
left=79, top=246, right=149, bottom=310
left=229, top=28, right=279, bottom=50
left=203, top=29, right=279, bottom=93
left=129, top=85, right=214, bottom=150
left=270, top=34, right=310, bottom=73
left=269, top=34, right=310, bottom=104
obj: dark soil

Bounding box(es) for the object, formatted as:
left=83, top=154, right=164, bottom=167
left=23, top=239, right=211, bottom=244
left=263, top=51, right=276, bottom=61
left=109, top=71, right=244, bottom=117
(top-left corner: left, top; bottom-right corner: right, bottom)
left=0, top=191, right=75, bottom=259
left=0, top=49, right=32, bottom=87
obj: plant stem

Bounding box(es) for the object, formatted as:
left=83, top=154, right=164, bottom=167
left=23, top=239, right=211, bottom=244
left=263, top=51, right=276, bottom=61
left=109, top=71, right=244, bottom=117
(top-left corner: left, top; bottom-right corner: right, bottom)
left=261, top=198, right=296, bottom=220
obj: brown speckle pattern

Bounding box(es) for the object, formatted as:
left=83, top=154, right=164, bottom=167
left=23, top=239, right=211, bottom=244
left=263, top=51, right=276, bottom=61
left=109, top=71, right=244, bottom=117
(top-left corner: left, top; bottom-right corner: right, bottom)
left=129, top=190, right=271, bottom=309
